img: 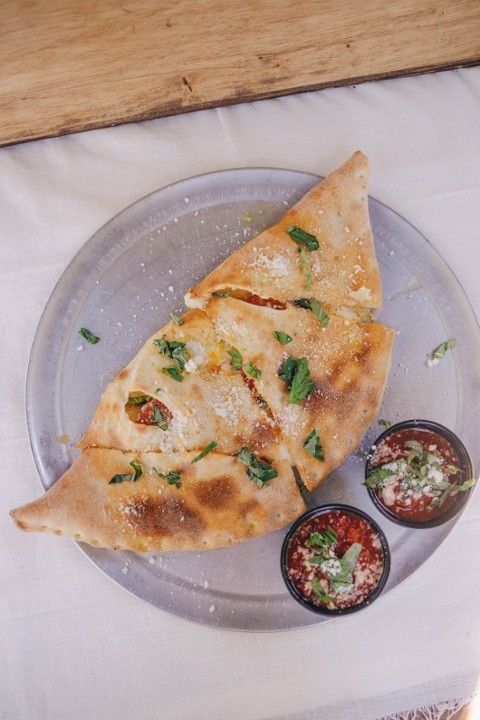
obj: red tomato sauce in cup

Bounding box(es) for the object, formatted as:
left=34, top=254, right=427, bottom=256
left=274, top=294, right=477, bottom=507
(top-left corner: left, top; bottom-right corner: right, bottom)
left=366, top=424, right=475, bottom=525
left=282, top=506, right=389, bottom=614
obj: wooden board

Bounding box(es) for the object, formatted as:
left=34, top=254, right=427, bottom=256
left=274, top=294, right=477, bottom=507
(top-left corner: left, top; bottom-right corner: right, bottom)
left=1, top=0, right=479, bottom=147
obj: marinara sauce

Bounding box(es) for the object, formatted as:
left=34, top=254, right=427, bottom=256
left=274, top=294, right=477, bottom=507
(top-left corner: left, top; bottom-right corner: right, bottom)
left=231, top=289, right=286, bottom=310
left=282, top=505, right=389, bottom=614
left=366, top=422, right=474, bottom=526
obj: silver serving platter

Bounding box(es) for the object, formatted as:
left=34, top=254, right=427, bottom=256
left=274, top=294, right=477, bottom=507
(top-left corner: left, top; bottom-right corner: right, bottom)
left=26, top=168, right=480, bottom=631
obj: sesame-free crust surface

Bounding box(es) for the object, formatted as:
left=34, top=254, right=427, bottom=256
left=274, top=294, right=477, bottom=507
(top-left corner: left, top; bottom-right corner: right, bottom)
left=186, top=152, right=382, bottom=310
left=12, top=152, right=394, bottom=553
left=11, top=447, right=305, bottom=552
left=205, top=297, right=395, bottom=490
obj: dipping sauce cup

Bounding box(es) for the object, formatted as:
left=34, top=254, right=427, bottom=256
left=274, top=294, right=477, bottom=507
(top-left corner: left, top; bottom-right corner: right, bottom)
left=365, top=419, right=475, bottom=529
left=281, top=504, right=390, bottom=616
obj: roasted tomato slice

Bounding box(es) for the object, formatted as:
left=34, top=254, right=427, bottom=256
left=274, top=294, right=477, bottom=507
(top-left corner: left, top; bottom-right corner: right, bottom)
left=135, top=399, right=173, bottom=428
left=231, top=289, right=286, bottom=309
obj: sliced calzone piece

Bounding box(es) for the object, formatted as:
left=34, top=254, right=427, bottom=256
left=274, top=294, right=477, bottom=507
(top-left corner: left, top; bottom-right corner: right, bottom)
left=205, top=296, right=395, bottom=491
left=79, top=309, right=279, bottom=457
left=186, top=151, right=382, bottom=311
left=10, top=446, right=306, bottom=552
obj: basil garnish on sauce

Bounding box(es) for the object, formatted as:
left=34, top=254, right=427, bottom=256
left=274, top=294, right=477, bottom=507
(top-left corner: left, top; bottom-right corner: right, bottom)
left=153, top=467, right=181, bottom=488
left=307, top=526, right=337, bottom=552
left=274, top=331, right=292, bottom=345
left=109, top=460, right=143, bottom=485
left=286, top=226, right=319, bottom=251
left=364, top=467, right=394, bottom=489
left=79, top=327, right=100, bottom=344
left=237, top=447, right=278, bottom=487
left=192, top=441, right=218, bottom=463
left=329, top=543, right=362, bottom=594
left=311, top=577, right=335, bottom=603
left=293, top=297, right=329, bottom=327
left=278, top=356, right=316, bottom=404
left=303, top=429, right=324, bottom=461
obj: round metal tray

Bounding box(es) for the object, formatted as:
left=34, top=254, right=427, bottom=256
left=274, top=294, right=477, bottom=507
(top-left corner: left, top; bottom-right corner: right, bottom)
left=26, top=168, right=480, bottom=631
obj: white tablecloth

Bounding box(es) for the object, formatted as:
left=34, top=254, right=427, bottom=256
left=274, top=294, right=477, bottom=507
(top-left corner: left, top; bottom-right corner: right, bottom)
left=2, top=67, right=480, bottom=720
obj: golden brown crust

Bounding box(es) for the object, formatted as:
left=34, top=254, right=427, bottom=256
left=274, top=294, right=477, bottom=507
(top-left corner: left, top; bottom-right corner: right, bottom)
left=11, top=151, right=394, bottom=552
left=205, top=297, right=395, bottom=490
left=186, top=152, right=382, bottom=310
left=79, top=308, right=280, bottom=457
left=10, top=447, right=306, bottom=552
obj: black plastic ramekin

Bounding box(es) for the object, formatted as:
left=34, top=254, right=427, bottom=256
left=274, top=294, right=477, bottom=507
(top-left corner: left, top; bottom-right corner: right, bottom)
left=365, top=419, right=474, bottom=529
left=281, top=504, right=391, bottom=616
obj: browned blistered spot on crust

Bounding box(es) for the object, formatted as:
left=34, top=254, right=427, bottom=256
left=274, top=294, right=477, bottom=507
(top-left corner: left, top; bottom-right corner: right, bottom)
left=234, top=420, right=277, bottom=452
left=239, top=497, right=261, bottom=518
left=125, top=496, right=204, bottom=538
left=306, top=340, right=376, bottom=416
left=118, top=368, right=130, bottom=381
left=193, top=477, right=236, bottom=510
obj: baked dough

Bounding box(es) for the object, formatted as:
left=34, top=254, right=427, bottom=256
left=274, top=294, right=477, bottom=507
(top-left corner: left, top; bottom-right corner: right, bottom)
left=11, top=151, right=394, bottom=552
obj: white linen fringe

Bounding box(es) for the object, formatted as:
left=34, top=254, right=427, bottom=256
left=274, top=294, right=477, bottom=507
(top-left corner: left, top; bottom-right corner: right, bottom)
left=380, top=695, right=475, bottom=720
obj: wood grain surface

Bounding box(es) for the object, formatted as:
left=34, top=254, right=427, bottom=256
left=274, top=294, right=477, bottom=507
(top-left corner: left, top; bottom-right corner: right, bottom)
left=1, top=0, right=479, bottom=147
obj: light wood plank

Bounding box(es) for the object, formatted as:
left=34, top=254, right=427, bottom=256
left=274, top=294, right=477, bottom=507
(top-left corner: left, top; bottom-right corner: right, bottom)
left=1, top=0, right=479, bottom=146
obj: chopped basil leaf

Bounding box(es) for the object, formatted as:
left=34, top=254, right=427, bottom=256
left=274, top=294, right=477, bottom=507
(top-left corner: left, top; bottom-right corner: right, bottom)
left=311, top=576, right=335, bottom=603
left=307, top=526, right=337, bottom=551
left=329, top=543, right=362, bottom=593
left=404, top=439, right=423, bottom=453
left=274, top=331, right=292, bottom=345
left=289, top=357, right=316, bottom=404
left=162, top=366, right=184, bottom=382
left=151, top=403, right=168, bottom=430
left=228, top=347, right=261, bottom=379
left=109, top=460, right=143, bottom=484
left=292, top=297, right=329, bottom=327
left=171, top=314, right=184, bottom=326
left=211, top=289, right=233, bottom=298
left=244, top=361, right=262, bottom=380
left=431, top=339, right=456, bottom=361
left=153, top=336, right=187, bottom=371
left=303, top=428, right=324, bottom=461
left=153, top=467, right=181, bottom=488
left=79, top=327, right=100, bottom=344
left=364, top=467, right=394, bottom=488
left=448, top=477, right=476, bottom=495
left=309, top=298, right=329, bottom=327
left=286, top=225, right=319, bottom=251
left=298, top=246, right=312, bottom=291
left=237, top=447, right=278, bottom=487
left=378, top=419, right=392, bottom=428
left=278, top=356, right=316, bottom=404
left=192, top=441, right=218, bottom=463
left=126, top=394, right=150, bottom=406
left=292, top=297, right=311, bottom=309
left=228, top=347, right=243, bottom=370
left=278, top=356, right=298, bottom=386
